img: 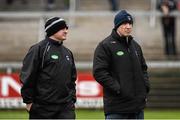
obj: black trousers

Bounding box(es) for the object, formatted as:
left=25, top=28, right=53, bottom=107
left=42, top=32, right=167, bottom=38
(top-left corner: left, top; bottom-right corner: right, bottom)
left=161, top=16, right=176, bottom=55
left=29, top=102, right=75, bottom=119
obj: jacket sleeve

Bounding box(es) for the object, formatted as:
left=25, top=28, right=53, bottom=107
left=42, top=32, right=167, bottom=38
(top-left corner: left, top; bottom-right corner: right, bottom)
left=93, top=42, right=121, bottom=94
left=71, top=52, right=77, bottom=103
left=139, top=46, right=150, bottom=93
left=20, top=45, right=40, bottom=104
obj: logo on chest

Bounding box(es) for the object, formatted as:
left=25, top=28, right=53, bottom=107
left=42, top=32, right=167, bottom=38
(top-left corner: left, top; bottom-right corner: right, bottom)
left=116, top=51, right=124, bottom=56
left=51, top=54, right=59, bottom=60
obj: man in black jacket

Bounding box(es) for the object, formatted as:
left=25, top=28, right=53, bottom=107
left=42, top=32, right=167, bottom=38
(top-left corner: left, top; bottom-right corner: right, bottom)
left=20, top=17, right=77, bottom=119
left=93, top=10, right=150, bottom=119
left=157, top=0, right=177, bottom=56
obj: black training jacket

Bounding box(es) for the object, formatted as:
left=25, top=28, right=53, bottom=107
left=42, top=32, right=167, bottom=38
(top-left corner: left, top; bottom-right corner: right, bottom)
left=93, top=29, right=150, bottom=114
left=20, top=37, right=77, bottom=105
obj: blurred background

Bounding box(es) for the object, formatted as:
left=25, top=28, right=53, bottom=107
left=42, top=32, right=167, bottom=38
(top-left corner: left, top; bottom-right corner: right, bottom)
left=0, top=0, right=180, bottom=119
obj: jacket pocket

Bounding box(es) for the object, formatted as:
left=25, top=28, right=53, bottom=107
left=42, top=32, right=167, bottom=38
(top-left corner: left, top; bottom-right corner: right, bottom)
left=118, top=72, right=135, bottom=99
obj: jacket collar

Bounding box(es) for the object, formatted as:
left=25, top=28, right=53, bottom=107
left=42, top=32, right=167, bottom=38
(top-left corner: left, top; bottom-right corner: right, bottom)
left=47, top=37, right=63, bottom=46
left=111, top=29, right=133, bottom=44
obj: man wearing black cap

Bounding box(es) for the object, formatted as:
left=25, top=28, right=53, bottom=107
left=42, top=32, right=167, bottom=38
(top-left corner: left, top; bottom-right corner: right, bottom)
left=93, top=10, right=150, bottom=119
left=20, top=17, right=77, bottom=119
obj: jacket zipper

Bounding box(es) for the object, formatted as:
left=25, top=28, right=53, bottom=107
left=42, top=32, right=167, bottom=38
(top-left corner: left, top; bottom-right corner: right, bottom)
left=126, top=36, right=136, bottom=97
left=126, top=37, right=131, bottom=53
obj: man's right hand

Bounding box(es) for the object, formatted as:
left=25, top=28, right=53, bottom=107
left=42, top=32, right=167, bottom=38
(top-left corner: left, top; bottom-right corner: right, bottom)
left=26, top=103, right=32, bottom=112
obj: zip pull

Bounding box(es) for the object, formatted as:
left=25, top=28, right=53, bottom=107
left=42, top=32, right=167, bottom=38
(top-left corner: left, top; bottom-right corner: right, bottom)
left=47, top=45, right=51, bottom=52
left=126, top=36, right=131, bottom=53
left=126, top=36, right=129, bottom=44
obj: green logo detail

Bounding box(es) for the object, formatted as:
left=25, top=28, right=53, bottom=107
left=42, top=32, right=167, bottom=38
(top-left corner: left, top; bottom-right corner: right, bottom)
left=51, top=55, right=59, bottom=59
left=116, top=51, right=124, bottom=56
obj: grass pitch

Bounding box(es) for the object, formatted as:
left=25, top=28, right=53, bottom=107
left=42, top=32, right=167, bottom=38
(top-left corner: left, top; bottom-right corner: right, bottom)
left=0, top=109, right=180, bottom=119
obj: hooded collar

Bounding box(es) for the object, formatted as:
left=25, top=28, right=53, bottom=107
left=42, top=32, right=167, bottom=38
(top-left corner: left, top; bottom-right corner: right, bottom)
left=111, top=29, right=133, bottom=45
left=47, top=37, right=63, bottom=46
